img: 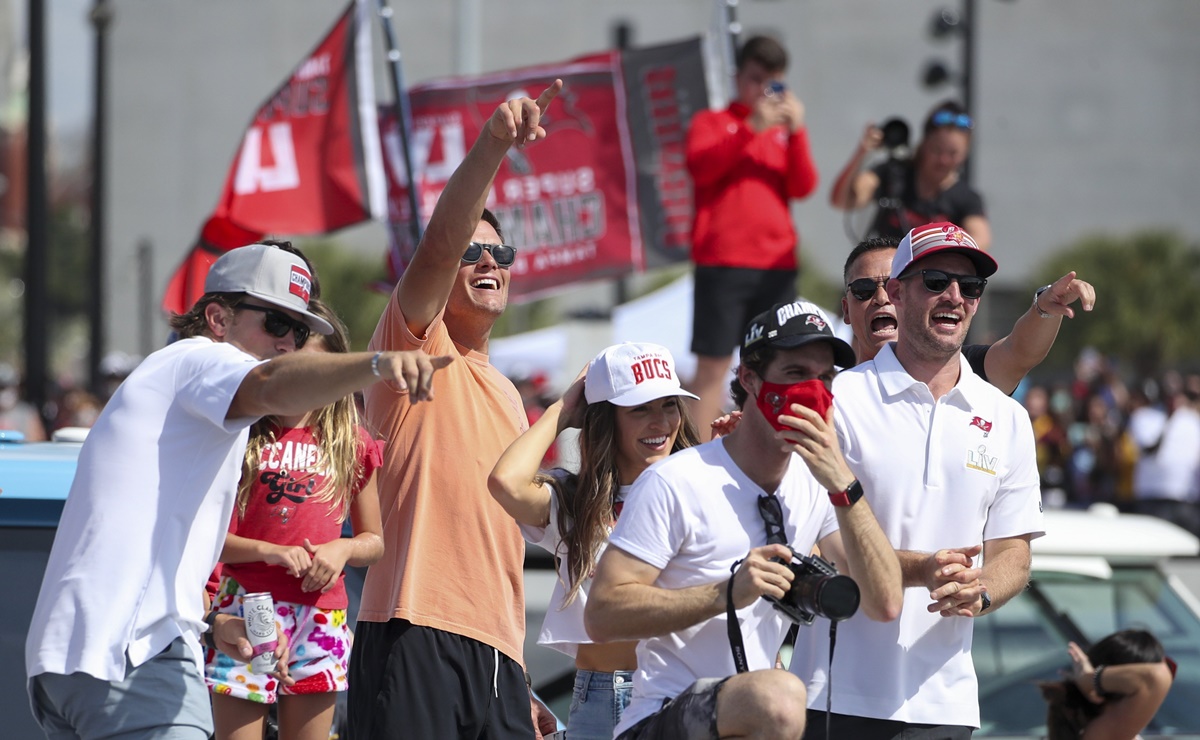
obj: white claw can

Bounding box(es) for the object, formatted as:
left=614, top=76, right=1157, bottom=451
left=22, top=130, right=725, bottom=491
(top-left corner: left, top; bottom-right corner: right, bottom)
left=242, top=592, right=278, bottom=674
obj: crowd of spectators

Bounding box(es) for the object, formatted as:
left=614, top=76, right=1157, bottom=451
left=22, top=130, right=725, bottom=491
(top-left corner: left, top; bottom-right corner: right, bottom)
left=1021, top=349, right=1200, bottom=534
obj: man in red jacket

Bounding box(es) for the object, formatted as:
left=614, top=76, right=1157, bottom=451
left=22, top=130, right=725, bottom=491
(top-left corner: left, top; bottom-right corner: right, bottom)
left=685, top=35, right=819, bottom=434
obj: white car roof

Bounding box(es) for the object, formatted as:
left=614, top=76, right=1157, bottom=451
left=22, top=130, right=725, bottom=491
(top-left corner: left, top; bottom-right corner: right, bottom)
left=1035, top=504, right=1199, bottom=563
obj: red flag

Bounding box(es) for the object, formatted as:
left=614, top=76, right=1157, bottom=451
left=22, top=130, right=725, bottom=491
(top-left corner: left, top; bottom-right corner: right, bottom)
left=162, top=0, right=384, bottom=314
left=379, top=38, right=711, bottom=302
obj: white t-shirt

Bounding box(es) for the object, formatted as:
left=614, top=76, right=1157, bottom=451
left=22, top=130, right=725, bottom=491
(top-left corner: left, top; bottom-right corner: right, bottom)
left=790, top=343, right=1043, bottom=728
left=518, top=474, right=628, bottom=658
left=609, top=439, right=839, bottom=735
left=26, top=337, right=264, bottom=682
left=1134, top=406, right=1200, bottom=502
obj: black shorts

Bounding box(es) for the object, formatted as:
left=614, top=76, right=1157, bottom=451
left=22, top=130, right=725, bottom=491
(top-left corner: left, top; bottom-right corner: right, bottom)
left=691, top=266, right=797, bottom=357
left=616, top=677, right=728, bottom=740
left=804, top=710, right=973, bottom=740
left=348, top=618, right=534, bottom=739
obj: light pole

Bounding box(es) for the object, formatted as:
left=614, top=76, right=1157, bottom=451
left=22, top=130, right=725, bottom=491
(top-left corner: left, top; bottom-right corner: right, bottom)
left=921, top=1, right=975, bottom=185
left=24, top=0, right=49, bottom=429
left=88, top=0, right=113, bottom=395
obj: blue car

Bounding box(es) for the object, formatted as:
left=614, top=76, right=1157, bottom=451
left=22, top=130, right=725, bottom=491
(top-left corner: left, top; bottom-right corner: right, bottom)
left=0, top=431, right=85, bottom=740
left=1, top=430, right=569, bottom=738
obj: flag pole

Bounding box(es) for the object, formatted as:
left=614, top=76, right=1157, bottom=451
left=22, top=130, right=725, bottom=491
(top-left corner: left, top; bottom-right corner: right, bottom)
left=375, top=0, right=423, bottom=245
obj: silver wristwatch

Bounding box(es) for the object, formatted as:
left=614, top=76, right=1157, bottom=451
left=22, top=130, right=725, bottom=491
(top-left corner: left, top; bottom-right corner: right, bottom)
left=1033, top=284, right=1053, bottom=318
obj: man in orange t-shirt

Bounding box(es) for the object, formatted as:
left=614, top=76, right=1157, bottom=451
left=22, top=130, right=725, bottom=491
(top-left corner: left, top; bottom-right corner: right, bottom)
left=347, top=81, right=563, bottom=739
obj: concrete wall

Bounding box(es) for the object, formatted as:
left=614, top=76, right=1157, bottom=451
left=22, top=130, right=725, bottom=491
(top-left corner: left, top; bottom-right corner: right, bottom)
left=104, top=0, right=1200, bottom=353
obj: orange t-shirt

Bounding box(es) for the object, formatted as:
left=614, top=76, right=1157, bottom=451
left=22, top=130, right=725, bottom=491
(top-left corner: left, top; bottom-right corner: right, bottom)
left=360, top=298, right=529, bottom=664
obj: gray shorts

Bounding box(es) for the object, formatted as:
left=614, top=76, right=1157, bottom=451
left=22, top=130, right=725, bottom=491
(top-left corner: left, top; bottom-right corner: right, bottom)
left=29, top=637, right=213, bottom=740
left=616, top=677, right=730, bottom=740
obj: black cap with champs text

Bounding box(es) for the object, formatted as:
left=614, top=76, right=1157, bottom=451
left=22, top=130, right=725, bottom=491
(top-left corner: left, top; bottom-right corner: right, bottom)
left=743, top=299, right=857, bottom=369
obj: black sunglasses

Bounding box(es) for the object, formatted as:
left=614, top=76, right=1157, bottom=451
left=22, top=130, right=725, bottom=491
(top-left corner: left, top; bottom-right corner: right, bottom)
left=899, top=269, right=987, bottom=300
left=235, top=304, right=310, bottom=348
left=847, top=276, right=889, bottom=302
left=462, top=242, right=517, bottom=268
left=757, top=494, right=788, bottom=547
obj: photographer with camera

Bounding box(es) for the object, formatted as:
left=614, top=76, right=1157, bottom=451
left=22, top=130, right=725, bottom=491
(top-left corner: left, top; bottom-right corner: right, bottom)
left=830, top=101, right=990, bottom=250
left=684, top=35, right=819, bottom=435
left=792, top=223, right=1043, bottom=739
left=585, top=300, right=901, bottom=740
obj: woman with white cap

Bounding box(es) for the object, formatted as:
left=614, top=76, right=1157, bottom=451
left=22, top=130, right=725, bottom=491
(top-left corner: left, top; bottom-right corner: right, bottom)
left=489, top=342, right=701, bottom=740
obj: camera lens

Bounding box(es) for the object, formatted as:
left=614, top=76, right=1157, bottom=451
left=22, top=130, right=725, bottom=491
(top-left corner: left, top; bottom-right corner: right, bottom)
left=812, top=574, right=861, bottom=621
left=880, top=117, right=910, bottom=151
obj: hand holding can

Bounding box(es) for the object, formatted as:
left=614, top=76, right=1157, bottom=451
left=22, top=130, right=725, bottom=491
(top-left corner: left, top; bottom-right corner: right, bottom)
left=242, top=592, right=279, bottom=674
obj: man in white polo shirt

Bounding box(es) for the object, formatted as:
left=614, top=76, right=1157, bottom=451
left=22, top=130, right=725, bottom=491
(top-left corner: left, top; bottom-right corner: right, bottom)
left=25, top=243, right=449, bottom=740
left=793, top=223, right=1044, bottom=738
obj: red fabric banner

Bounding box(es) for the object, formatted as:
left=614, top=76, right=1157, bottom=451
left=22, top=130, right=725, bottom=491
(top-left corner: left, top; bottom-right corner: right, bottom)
left=381, top=39, right=710, bottom=301
left=163, top=0, right=383, bottom=315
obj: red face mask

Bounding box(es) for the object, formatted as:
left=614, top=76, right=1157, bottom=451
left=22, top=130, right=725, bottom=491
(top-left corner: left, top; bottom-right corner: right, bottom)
left=756, top=379, right=833, bottom=432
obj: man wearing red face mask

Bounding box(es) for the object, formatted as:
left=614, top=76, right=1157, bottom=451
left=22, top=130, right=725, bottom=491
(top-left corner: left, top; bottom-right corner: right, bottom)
left=586, top=300, right=900, bottom=740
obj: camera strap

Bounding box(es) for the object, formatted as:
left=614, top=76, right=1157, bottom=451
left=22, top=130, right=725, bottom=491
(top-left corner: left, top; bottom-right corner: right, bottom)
left=825, top=620, right=838, bottom=739
left=726, top=560, right=750, bottom=674
left=725, top=561, right=840, bottom=740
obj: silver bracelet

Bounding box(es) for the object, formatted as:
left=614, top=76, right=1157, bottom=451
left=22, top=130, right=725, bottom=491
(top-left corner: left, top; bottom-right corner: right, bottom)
left=370, top=352, right=383, bottom=378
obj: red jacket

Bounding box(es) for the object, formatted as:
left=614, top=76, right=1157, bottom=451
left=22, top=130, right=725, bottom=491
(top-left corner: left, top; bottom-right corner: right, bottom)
left=685, top=103, right=818, bottom=270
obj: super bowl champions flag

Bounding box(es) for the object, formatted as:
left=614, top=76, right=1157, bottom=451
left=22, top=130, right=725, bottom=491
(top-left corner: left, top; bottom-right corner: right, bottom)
left=380, top=37, right=710, bottom=301
left=162, top=0, right=385, bottom=315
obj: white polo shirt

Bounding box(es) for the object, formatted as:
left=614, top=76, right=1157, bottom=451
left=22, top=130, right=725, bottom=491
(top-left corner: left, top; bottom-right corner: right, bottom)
left=609, top=439, right=839, bottom=736
left=26, top=337, right=263, bottom=683
left=790, top=343, right=1043, bottom=728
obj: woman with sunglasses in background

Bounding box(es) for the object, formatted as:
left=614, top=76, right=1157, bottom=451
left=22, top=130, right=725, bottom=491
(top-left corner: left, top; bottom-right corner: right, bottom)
left=205, top=300, right=385, bottom=740
left=1039, top=629, right=1175, bottom=740
left=831, top=100, right=991, bottom=250
left=488, top=343, right=701, bottom=740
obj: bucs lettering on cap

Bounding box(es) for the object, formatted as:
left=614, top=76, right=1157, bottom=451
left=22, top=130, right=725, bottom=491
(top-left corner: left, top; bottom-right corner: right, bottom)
left=584, top=342, right=700, bottom=407
left=289, top=266, right=313, bottom=303
left=629, top=355, right=675, bottom=385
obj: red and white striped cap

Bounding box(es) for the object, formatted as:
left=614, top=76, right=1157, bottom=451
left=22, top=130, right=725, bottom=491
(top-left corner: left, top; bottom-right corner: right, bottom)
left=889, top=222, right=998, bottom=280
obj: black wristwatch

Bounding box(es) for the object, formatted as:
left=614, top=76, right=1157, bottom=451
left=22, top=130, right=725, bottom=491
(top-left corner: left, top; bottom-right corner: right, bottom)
left=1033, top=284, right=1053, bottom=318
left=978, top=592, right=993, bottom=613
left=203, top=610, right=219, bottom=651
left=829, top=479, right=864, bottom=508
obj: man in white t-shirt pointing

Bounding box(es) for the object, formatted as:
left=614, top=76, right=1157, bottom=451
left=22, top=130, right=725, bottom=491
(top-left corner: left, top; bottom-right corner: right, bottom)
left=793, top=223, right=1044, bottom=739
left=586, top=300, right=901, bottom=740
left=25, top=242, right=449, bottom=740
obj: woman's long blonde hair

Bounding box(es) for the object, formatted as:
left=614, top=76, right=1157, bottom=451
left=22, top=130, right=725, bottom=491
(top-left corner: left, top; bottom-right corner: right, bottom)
left=236, top=300, right=362, bottom=523
left=540, top=397, right=699, bottom=606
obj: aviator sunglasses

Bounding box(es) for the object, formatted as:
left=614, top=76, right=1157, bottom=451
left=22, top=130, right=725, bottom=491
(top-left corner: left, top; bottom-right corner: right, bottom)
left=847, top=277, right=889, bottom=302
left=462, top=242, right=517, bottom=268
left=235, top=304, right=311, bottom=348
left=899, top=269, right=987, bottom=300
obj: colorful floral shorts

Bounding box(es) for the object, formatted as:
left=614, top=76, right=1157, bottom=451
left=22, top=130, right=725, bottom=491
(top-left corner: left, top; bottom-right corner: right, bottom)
left=204, top=575, right=351, bottom=703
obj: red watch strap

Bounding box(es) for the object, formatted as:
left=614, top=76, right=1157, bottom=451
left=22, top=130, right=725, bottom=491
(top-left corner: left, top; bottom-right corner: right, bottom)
left=829, top=480, right=863, bottom=508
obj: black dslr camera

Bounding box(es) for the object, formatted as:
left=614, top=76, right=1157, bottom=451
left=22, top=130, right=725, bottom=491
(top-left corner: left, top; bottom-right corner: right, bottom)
left=767, top=550, right=860, bottom=625
left=878, top=117, right=911, bottom=161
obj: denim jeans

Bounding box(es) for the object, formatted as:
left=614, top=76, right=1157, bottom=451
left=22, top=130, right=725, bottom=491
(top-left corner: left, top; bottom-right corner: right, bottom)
left=566, top=669, right=634, bottom=740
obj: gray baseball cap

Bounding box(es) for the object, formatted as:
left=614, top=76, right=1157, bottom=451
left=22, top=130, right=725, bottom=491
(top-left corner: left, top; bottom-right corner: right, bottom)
left=205, top=244, right=334, bottom=335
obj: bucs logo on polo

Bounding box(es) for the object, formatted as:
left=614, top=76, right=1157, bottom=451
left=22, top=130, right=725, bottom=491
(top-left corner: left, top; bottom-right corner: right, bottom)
left=289, top=266, right=313, bottom=303
left=969, top=416, right=993, bottom=437
left=805, top=314, right=827, bottom=332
